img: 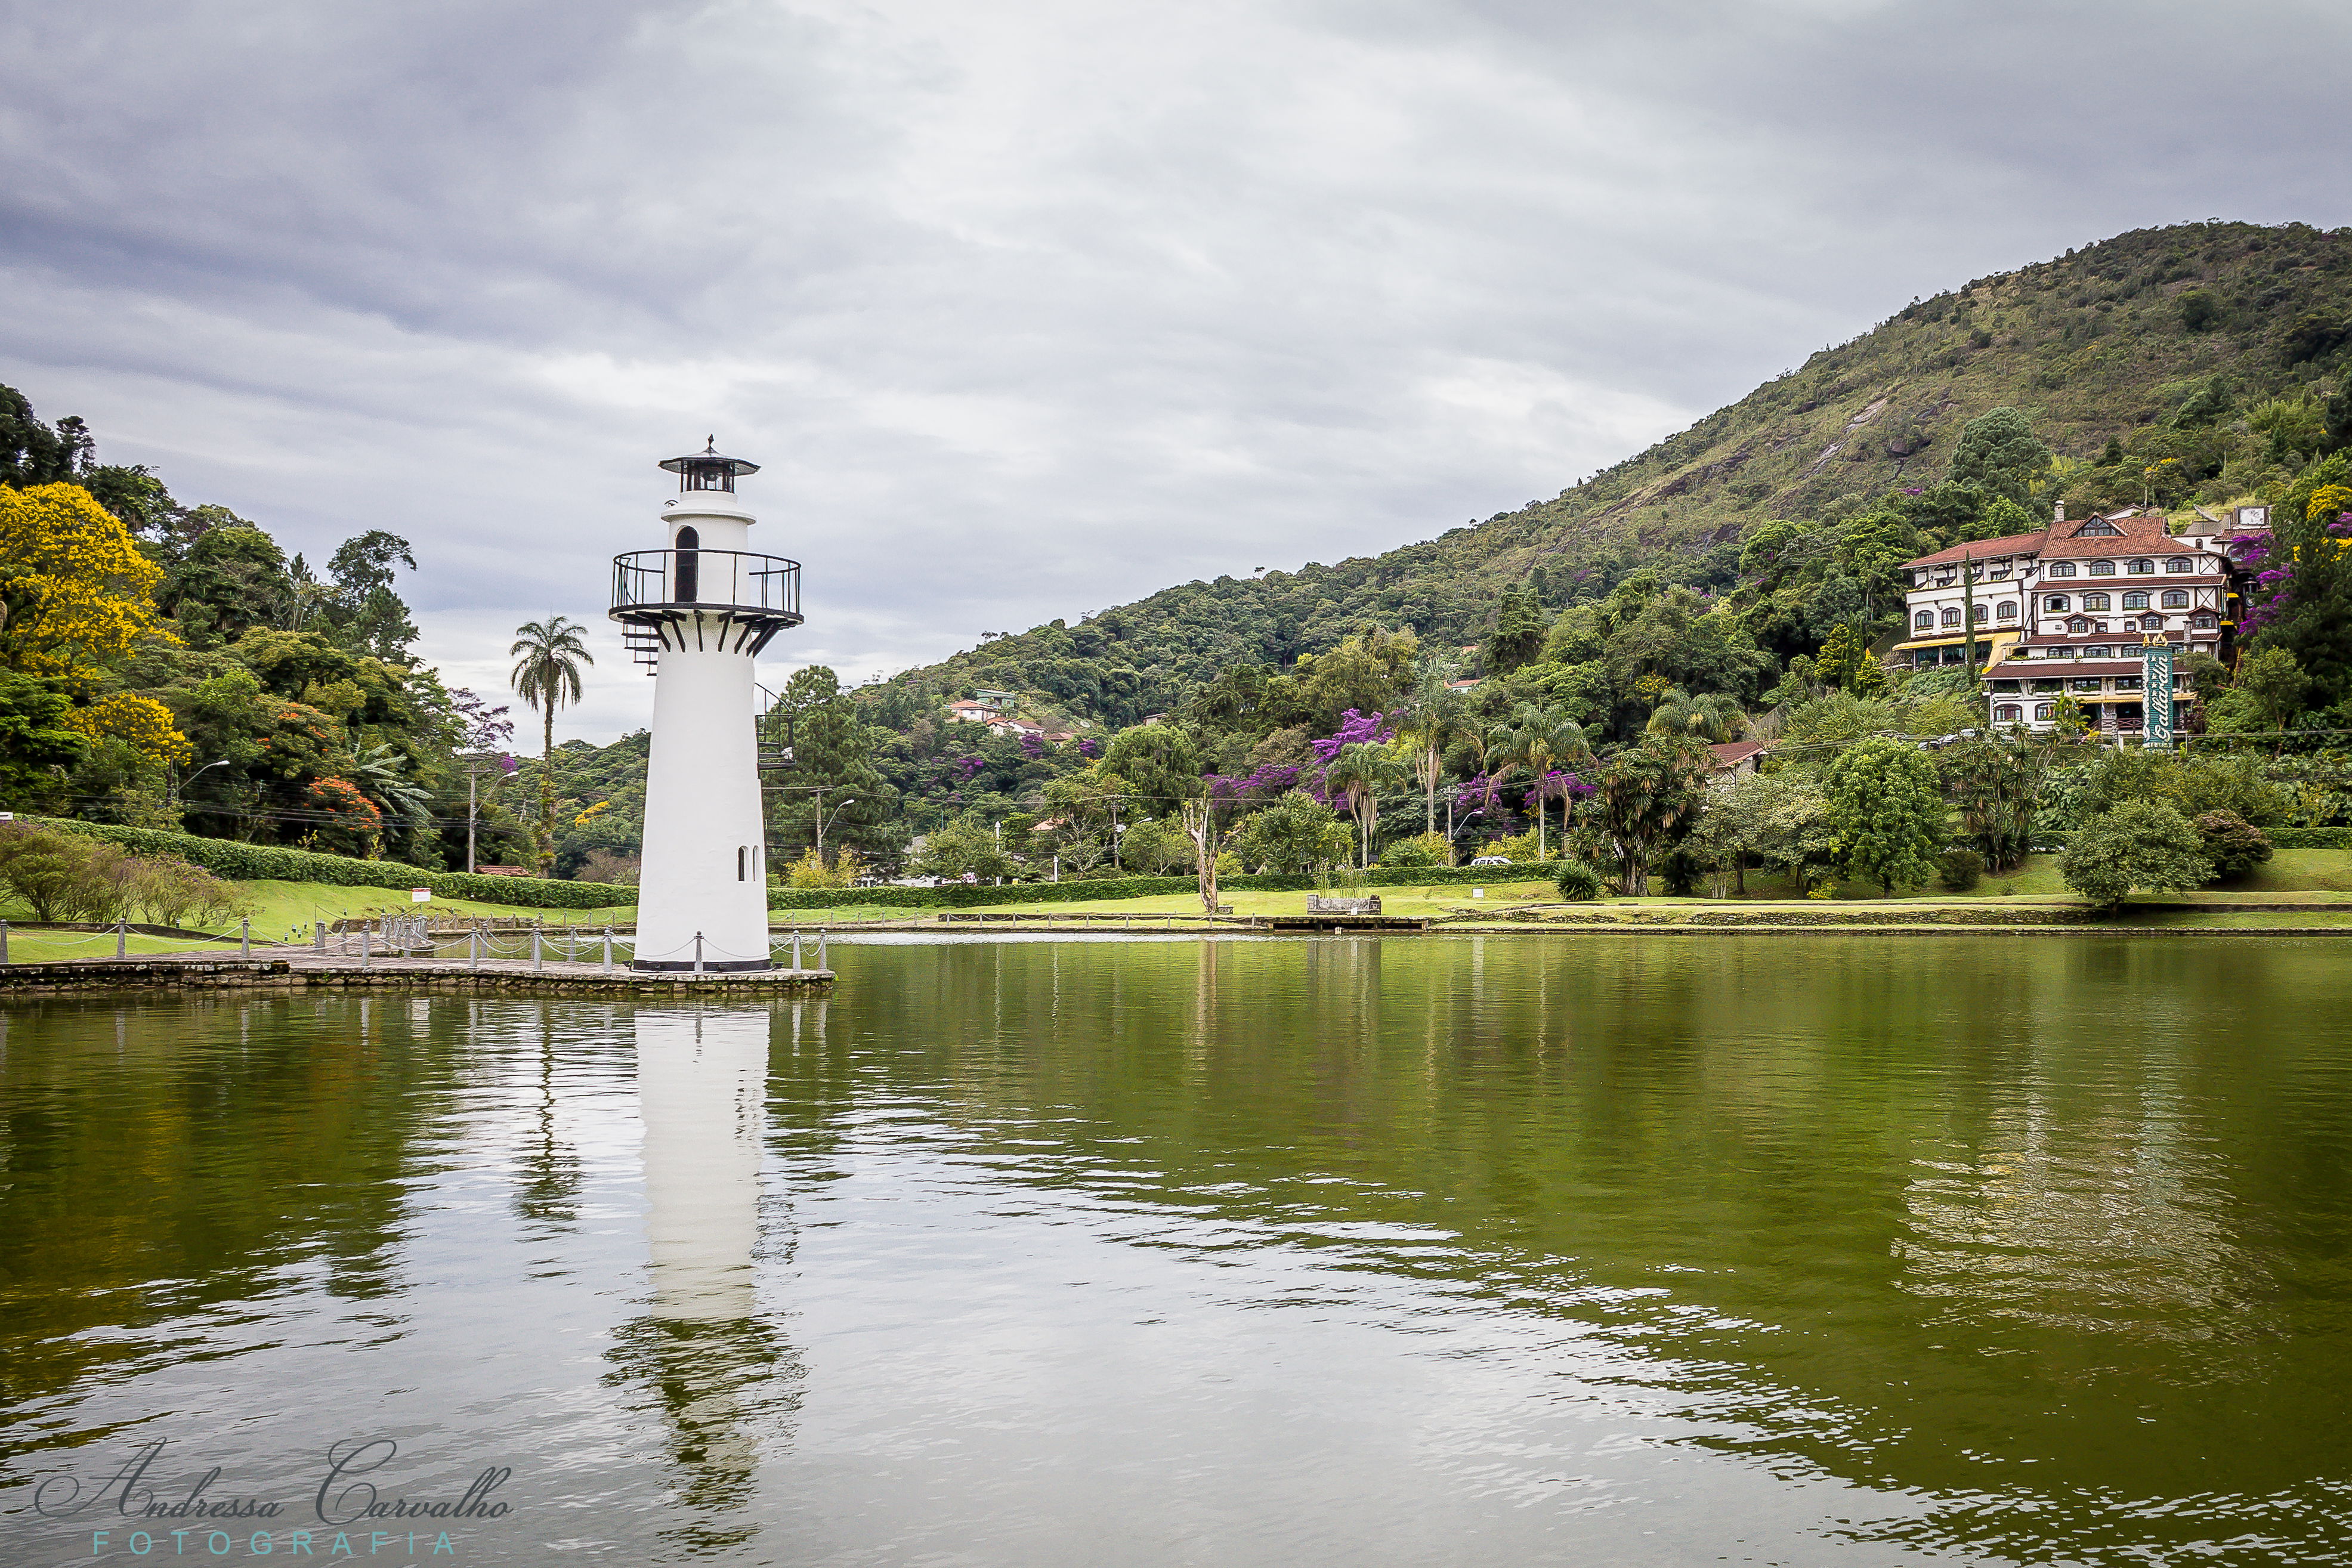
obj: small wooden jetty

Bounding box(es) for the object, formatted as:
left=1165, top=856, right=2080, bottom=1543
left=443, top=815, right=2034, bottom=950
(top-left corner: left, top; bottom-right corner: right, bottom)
left=0, top=950, right=835, bottom=996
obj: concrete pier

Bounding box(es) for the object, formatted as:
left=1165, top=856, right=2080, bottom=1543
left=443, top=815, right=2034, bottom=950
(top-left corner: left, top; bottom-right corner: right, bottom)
left=0, top=950, right=836, bottom=996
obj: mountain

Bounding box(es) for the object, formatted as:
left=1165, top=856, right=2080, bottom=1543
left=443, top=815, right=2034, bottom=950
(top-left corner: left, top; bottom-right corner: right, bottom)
left=859, top=221, right=2352, bottom=729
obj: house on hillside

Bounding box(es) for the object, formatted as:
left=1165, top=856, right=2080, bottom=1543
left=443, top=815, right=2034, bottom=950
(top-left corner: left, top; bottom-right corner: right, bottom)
left=1707, top=741, right=1770, bottom=778
left=1893, top=506, right=2244, bottom=736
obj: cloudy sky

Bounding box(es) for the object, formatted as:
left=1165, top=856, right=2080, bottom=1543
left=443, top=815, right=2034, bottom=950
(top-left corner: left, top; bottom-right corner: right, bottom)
left=5, top=1, right=2348, bottom=740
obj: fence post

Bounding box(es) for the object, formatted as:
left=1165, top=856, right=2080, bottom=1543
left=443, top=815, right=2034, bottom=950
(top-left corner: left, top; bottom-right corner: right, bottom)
left=116, top=918, right=126, bottom=959
left=361, top=929, right=372, bottom=969
left=694, top=932, right=704, bottom=977
left=532, top=927, right=543, bottom=972
left=602, top=927, right=613, bottom=975
left=792, top=930, right=802, bottom=970
left=470, top=927, right=480, bottom=970
left=240, top=916, right=251, bottom=958
left=313, top=923, right=325, bottom=953
left=817, top=932, right=827, bottom=972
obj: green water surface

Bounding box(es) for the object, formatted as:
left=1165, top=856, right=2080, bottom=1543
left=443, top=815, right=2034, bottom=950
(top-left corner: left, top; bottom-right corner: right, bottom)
left=2, top=933, right=2348, bottom=1565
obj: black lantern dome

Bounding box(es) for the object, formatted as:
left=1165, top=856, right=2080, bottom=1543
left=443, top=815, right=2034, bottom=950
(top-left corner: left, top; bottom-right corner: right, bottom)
left=659, top=436, right=761, bottom=493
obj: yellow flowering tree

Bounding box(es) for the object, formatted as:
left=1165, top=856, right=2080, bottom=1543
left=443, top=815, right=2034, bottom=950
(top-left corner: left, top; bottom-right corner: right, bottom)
left=61, top=692, right=193, bottom=765
left=0, top=482, right=174, bottom=678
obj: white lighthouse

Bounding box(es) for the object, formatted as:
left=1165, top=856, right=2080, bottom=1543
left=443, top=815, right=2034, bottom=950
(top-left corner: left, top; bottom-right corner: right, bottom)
left=611, top=441, right=802, bottom=972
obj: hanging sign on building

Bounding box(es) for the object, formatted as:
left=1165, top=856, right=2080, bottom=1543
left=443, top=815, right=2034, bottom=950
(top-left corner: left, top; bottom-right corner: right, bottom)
left=2142, top=635, right=2174, bottom=749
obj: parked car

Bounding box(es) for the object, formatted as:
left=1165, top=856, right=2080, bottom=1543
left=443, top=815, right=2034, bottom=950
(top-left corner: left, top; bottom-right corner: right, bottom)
left=1469, top=855, right=1513, bottom=867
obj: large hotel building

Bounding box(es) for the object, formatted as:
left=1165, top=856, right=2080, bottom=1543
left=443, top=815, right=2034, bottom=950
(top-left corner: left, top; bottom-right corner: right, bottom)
left=1890, top=505, right=2260, bottom=734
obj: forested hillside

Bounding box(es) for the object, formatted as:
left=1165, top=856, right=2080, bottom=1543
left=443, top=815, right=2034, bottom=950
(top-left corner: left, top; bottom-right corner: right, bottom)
left=871, top=221, right=2352, bottom=729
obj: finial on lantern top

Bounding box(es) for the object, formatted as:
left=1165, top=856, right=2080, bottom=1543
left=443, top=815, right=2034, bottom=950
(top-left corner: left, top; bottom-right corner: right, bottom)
left=659, top=438, right=761, bottom=493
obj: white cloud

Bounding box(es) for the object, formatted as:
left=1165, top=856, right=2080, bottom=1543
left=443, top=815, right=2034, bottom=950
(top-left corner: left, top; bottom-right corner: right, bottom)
left=3, top=0, right=2347, bottom=740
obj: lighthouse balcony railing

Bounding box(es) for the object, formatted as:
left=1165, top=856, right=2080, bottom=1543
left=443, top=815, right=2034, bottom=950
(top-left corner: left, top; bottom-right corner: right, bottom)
left=610, top=549, right=802, bottom=623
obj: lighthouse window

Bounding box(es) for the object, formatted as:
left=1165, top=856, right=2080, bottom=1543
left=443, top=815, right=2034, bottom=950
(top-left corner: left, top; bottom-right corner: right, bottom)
left=737, top=846, right=747, bottom=881
left=674, top=525, right=700, bottom=602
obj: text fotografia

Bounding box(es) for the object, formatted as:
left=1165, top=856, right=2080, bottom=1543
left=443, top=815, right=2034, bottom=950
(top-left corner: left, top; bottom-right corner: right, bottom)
left=88, top=1528, right=460, bottom=1557
left=32, top=1440, right=512, bottom=1539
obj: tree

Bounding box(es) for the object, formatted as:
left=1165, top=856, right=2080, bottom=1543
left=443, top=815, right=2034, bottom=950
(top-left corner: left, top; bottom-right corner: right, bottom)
left=1939, top=733, right=2055, bottom=871
left=908, top=813, right=1019, bottom=882
left=0, top=482, right=173, bottom=679
left=1947, top=407, right=2053, bottom=514
left=2059, top=800, right=2211, bottom=910
left=1825, top=738, right=1945, bottom=894
left=1484, top=582, right=1547, bottom=674
left=0, top=670, right=88, bottom=809
left=2193, top=810, right=2272, bottom=880
left=1491, top=701, right=1591, bottom=860
left=769, top=665, right=900, bottom=868
left=2233, top=646, right=2310, bottom=734
left=1814, top=623, right=1865, bottom=691
left=509, top=616, right=594, bottom=875
left=1099, top=722, right=1202, bottom=812
left=1228, top=790, right=1352, bottom=874
left=1583, top=738, right=1710, bottom=895
left=1319, top=740, right=1403, bottom=867
left=1645, top=688, right=1742, bottom=743
left=1399, top=653, right=1467, bottom=835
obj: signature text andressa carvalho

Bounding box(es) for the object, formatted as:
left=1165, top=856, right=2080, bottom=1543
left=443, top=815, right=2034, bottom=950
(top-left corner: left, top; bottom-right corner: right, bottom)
left=32, top=1439, right=512, bottom=1557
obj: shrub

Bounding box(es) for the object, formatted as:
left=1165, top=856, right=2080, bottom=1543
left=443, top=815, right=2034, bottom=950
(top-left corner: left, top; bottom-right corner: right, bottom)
left=1553, top=860, right=1605, bottom=902
left=2192, top=810, right=2273, bottom=880
left=2059, top=802, right=2211, bottom=910
left=1935, top=847, right=1984, bottom=891
left=1379, top=832, right=1451, bottom=868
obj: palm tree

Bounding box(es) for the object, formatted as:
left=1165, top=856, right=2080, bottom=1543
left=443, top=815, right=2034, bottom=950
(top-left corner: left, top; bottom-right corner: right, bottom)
left=1400, top=653, right=1468, bottom=837
left=347, top=742, right=433, bottom=855
left=1321, top=741, right=1402, bottom=867
left=511, top=616, right=594, bottom=876
left=1492, top=702, right=1591, bottom=860
left=1645, top=688, right=1745, bottom=744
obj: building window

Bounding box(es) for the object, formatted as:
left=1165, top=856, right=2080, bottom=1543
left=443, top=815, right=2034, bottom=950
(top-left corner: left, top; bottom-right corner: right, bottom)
left=2089, top=560, right=2116, bottom=576
left=2046, top=595, right=2070, bottom=612
left=2068, top=617, right=2091, bottom=633
left=1998, top=601, right=2017, bottom=619
left=2082, top=593, right=2110, bottom=611
left=1970, top=604, right=1988, bottom=621
left=1941, top=607, right=1961, bottom=626
left=2034, top=704, right=2054, bottom=721
left=2071, top=678, right=2103, bottom=691
left=2128, top=559, right=2154, bottom=574
left=1914, top=610, right=1933, bottom=631
left=2142, top=616, right=2165, bottom=633
left=2125, top=591, right=2150, bottom=609
left=2162, top=590, right=2189, bottom=608
left=2194, top=613, right=2217, bottom=629
left=2167, top=557, right=2193, bottom=573
left=2085, top=645, right=2112, bottom=659
left=1995, top=704, right=2023, bottom=722
left=2047, top=561, right=2077, bottom=577
left=737, top=846, right=748, bottom=882
left=2116, top=676, right=2143, bottom=692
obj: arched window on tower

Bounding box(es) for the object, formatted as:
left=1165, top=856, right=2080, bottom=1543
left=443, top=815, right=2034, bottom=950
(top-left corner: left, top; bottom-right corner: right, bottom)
left=674, top=525, right=700, bottom=601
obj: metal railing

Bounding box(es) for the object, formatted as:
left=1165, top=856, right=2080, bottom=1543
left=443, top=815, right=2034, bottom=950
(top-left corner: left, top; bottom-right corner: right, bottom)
left=610, top=549, right=802, bottom=623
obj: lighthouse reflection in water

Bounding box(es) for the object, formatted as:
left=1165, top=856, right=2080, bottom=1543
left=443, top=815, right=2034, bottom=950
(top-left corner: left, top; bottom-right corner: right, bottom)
left=609, top=1003, right=802, bottom=1555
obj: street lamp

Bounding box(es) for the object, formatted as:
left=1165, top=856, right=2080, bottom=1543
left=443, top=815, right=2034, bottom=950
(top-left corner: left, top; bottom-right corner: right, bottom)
left=171, top=758, right=231, bottom=809
left=815, top=796, right=855, bottom=859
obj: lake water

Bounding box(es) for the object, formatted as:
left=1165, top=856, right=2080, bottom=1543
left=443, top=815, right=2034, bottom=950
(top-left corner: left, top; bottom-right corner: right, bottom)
left=4, top=933, right=2350, bottom=1566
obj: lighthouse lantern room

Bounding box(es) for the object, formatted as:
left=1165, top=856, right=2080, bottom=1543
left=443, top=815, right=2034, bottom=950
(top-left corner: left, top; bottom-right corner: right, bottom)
left=610, top=441, right=804, bottom=970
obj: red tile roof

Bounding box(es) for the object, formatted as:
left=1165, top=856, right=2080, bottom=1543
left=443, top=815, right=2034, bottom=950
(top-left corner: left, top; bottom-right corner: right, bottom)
left=2037, top=512, right=2185, bottom=561
left=1707, top=741, right=1769, bottom=766
left=1902, top=530, right=2049, bottom=570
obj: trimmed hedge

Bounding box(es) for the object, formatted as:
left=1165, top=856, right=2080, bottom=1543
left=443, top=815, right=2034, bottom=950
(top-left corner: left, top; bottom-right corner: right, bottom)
left=36, top=818, right=635, bottom=911
left=35, top=816, right=1563, bottom=914
left=2271, top=827, right=2352, bottom=849
left=767, top=862, right=1553, bottom=910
